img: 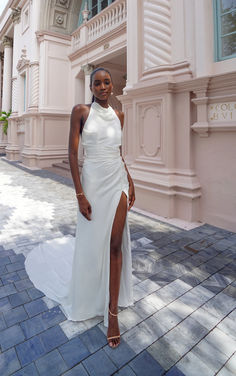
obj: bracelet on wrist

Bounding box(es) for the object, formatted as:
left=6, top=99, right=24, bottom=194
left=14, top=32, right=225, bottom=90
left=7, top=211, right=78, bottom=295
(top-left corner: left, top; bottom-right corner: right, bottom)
left=76, top=192, right=84, bottom=197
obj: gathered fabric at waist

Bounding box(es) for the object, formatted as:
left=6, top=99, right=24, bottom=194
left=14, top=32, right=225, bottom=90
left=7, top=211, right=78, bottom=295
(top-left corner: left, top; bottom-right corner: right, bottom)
left=83, top=145, right=121, bottom=161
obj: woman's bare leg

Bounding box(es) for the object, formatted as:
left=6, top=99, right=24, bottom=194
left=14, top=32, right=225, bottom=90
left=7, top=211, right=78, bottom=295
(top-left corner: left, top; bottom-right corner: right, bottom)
left=108, top=191, right=127, bottom=348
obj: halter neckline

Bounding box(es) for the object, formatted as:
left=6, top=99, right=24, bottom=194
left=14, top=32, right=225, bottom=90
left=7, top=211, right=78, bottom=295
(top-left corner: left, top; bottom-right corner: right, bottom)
left=92, top=101, right=111, bottom=112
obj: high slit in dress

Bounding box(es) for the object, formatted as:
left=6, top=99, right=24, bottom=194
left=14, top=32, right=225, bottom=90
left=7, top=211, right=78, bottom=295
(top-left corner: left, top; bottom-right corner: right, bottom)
left=25, top=101, right=133, bottom=327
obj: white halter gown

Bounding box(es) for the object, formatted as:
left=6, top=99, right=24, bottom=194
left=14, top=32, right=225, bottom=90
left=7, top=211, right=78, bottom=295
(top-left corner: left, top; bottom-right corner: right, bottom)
left=25, top=102, right=133, bottom=327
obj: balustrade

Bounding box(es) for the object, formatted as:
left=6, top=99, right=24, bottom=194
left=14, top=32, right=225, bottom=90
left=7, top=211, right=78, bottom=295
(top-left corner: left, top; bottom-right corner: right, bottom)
left=72, top=0, right=126, bottom=51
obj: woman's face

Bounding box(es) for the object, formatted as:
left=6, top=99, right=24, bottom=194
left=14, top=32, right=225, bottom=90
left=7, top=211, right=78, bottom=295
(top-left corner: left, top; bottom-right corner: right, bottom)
left=90, top=70, right=113, bottom=102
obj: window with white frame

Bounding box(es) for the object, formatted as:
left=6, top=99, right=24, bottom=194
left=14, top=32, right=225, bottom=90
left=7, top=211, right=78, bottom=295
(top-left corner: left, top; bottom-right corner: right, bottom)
left=78, top=0, right=116, bottom=25
left=90, top=0, right=115, bottom=17
left=214, top=0, right=236, bottom=60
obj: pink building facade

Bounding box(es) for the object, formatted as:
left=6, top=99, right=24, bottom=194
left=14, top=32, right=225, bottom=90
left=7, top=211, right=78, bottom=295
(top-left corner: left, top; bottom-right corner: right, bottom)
left=0, top=0, right=236, bottom=231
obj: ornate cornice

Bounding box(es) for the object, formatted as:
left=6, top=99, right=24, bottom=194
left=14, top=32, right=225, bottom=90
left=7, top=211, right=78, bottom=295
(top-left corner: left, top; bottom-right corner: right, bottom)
left=2, top=36, right=13, bottom=48
left=11, top=7, right=21, bottom=24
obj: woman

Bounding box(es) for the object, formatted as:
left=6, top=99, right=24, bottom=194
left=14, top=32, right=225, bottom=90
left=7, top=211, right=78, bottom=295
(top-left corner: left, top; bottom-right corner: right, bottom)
left=69, top=67, right=135, bottom=348
left=25, top=67, right=135, bottom=349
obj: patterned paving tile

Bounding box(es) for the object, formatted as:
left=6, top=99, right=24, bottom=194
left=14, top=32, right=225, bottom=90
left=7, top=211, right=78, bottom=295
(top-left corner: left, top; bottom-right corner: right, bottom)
left=63, top=363, right=89, bottom=376
left=20, top=314, right=46, bottom=339
left=80, top=326, right=107, bottom=353
left=0, top=324, right=25, bottom=351
left=9, top=291, right=31, bottom=308
left=175, top=351, right=213, bottom=376
left=147, top=337, right=182, bottom=371
left=0, top=348, right=21, bottom=376
left=217, top=353, right=236, bottom=376
left=114, top=365, right=136, bottom=376
left=204, top=328, right=236, bottom=358
left=4, top=305, right=28, bottom=327
left=191, top=338, right=228, bottom=374
left=0, top=296, right=11, bottom=313
left=24, top=298, right=48, bottom=318
left=129, top=350, right=165, bottom=376
left=35, top=349, right=68, bottom=376
left=59, top=336, right=90, bottom=368
left=104, top=340, right=136, bottom=368
left=38, top=325, right=68, bottom=353
left=82, top=349, right=117, bottom=376
left=16, top=336, right=46, bottom=367
left=11, top=363, right=39, bottom=376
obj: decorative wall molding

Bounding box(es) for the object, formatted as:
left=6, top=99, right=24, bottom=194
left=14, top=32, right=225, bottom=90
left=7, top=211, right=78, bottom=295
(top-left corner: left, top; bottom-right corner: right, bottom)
left=36, top=30, right=72, bottom=43
left=16, top=48, right=30, bottom=72
left=56, top=0, right=71, bottom=9
left=191, top=72, right=236, bottom=136
left=53, top=10, right=68, bottom=29
left=39, top=0, right=82, bottom=35
left=139, top=102, right=162, bottom=158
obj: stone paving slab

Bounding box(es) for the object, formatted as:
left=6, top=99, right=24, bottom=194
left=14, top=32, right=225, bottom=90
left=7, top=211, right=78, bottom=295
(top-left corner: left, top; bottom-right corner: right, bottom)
left=0, top=157, right=236, bottom=376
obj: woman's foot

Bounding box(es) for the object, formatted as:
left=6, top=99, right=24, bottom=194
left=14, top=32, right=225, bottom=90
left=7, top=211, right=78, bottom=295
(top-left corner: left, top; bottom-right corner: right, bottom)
left=107, top=308, right=120, bottom=348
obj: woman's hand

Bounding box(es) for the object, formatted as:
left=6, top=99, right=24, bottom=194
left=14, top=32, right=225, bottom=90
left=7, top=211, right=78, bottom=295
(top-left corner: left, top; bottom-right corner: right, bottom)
left=77, top=196, right=92, bottom=220
left=128, top=180, right=135, bottom=211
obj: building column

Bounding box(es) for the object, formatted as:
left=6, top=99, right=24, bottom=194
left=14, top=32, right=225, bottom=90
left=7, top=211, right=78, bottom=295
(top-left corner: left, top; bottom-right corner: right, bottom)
left=81, top=63, right=94, bottom=104
left=2, top=36, right=13, bottom=112
left=5, top=9, right=23, bottom=160
left=0, top=52, right=3, bottom=111
left=0, top=37, right=13, bottom=153
left=11, top=7, right=21, bottom=115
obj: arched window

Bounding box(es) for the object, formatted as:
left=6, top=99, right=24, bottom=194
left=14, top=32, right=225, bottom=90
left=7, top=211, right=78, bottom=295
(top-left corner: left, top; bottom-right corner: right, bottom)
left=214, top=0, right=236, bottom=60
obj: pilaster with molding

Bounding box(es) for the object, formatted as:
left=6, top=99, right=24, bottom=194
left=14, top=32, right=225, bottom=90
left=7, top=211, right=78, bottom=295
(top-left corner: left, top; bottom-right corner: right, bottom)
left=120, top=0, right=200, bottom=222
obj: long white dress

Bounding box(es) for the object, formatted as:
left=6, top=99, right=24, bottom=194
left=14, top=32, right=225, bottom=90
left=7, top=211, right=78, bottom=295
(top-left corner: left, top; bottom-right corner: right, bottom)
left=25, top=102, right=133, bottom=327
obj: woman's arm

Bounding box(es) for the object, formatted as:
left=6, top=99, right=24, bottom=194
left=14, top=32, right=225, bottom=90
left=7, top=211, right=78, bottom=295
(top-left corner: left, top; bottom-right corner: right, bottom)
left=69, top=105, right=92, bottom=220
left=69, top=105, right=83, bottom=195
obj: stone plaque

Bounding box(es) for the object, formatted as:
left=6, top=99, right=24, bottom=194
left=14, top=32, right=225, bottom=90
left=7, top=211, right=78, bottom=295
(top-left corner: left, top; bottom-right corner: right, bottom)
left=208, top=102, right=236, bottom=122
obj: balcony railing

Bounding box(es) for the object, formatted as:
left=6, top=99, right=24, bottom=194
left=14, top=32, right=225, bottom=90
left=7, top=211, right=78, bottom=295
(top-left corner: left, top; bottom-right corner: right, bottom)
left=72, top=0, right=127, bottom=51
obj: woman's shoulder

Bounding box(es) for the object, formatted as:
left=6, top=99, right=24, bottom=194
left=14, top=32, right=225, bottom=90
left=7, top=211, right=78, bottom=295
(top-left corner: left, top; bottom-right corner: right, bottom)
left=71, top=104, right=91, bottom=115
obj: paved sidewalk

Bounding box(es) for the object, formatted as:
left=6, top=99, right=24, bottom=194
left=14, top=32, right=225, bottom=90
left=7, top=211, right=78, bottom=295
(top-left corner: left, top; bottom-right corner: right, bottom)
left=0, top=157, right=236, bottom=376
